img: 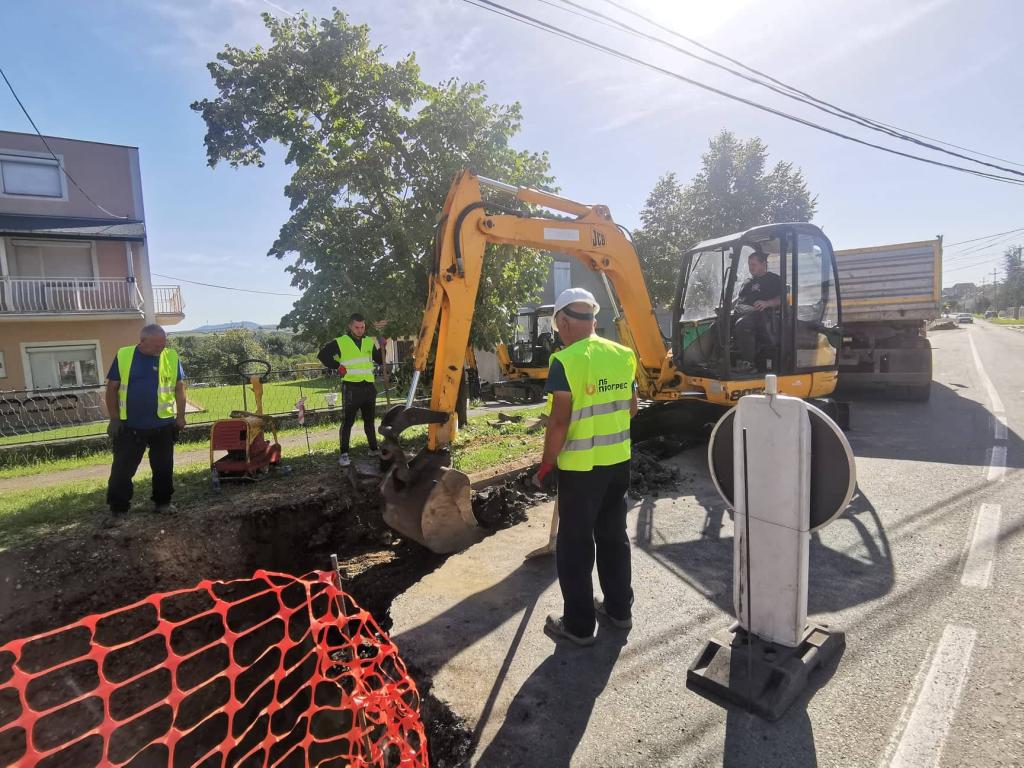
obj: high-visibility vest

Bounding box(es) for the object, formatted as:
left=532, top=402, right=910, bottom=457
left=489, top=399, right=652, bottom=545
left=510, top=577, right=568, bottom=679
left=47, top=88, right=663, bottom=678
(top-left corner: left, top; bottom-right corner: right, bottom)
left=336, top=335, right=376, bottom=383
left=116, top=346, right=179, bottom=421
left=550, top=335, right=635, bottom=471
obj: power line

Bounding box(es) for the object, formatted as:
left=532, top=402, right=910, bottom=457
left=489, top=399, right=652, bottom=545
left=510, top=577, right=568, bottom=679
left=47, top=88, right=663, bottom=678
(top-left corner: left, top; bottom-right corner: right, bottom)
left=944, top=252, right=1008, bottom=274
left=943, top=226, right=1024, bottom=248
left=944, top=233, right=1024, bottom=261
left=463, top=0, right=1024, bottom=185
left=546, top=0, right=1024, bottom=180
left=152, top=272, right=300, bottom=297
left=594, top=0, right=1024, bottom=170
left=0, top=66, right=129, bottom=219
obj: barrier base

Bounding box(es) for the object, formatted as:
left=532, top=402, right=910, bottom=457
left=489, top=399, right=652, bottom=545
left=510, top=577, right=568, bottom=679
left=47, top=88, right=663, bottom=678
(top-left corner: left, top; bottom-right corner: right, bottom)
left=686, top=622, right=845, bottom=721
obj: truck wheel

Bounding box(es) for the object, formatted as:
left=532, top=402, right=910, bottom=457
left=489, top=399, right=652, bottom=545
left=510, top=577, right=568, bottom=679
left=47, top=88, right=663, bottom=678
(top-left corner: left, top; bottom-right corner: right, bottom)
left=906, top=382, right=931, bottom=402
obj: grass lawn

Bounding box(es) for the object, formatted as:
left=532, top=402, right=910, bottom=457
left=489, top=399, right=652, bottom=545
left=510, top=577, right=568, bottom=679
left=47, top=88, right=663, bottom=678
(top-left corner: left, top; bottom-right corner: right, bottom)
left=987, top=317, right=1024, bottom=325
left=0, top=407, right=544, bottom=548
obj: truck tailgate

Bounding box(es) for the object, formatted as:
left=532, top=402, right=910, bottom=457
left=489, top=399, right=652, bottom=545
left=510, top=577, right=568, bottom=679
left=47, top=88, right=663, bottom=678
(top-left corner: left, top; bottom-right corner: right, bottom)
left=835, top=240, right=941, bottom=323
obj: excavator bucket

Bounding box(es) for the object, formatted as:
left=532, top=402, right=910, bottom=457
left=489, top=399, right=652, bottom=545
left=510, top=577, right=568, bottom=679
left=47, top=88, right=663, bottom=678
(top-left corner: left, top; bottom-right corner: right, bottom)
left=378, top=405, right=487, bottom=554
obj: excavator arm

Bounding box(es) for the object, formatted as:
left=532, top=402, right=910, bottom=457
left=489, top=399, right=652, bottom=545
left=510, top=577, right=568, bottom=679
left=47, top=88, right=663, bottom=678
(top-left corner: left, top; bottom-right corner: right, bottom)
left=380, top=169, right=692, bottom=553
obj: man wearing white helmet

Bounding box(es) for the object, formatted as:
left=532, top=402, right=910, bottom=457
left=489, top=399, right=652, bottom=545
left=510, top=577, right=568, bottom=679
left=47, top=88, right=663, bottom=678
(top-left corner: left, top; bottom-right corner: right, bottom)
left=533, top=287, right=638, bottom=646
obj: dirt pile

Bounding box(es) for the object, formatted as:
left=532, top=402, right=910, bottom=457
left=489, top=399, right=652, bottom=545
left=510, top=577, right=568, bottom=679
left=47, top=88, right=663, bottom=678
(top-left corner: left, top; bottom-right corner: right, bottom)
left=628, top=436, right=697, bottom=500
left=472, top=472, right=550, bottom=530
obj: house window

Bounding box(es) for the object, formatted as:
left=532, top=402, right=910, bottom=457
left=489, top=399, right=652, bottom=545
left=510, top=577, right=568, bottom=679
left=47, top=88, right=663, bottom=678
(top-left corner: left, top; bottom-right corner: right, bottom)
left=9, top=240, right=94, bottom=278
left=26, top=344, right=101, bottom=389
left=553, top=261, right=571, bottom=298
left=0, top=154, right=63, bottom=198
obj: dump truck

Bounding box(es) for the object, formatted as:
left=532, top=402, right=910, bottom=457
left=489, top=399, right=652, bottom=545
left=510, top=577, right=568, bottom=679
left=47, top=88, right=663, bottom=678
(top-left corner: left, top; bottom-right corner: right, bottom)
left=834, top=238, right=942, bottom=401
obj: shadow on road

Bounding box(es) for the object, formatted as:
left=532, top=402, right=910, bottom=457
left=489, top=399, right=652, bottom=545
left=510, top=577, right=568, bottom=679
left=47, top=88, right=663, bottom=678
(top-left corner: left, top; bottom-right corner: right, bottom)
left=843, top=382, right=1023, bottom=468
left=718, top=643, right=845, bottom=768
left=636, top=487, right=894, bottom=617
left=473, top=627, right=628, bottom=768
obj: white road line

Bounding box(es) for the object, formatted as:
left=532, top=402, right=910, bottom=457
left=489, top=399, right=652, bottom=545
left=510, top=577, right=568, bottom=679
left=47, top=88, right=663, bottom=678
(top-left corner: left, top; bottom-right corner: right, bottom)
left=888, top=624, right=977, bottom=768
left=968, top=332, right=1005, bottom=414
left=994, top=413, right=1008, bottom=441
left=987, top=446, right=1007, bottom=482
left=961, top=504, right=1002, bottom=588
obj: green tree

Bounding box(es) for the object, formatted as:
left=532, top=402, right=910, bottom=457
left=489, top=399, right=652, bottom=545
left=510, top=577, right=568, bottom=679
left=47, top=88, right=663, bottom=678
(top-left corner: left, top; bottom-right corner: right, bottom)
left=169, top=330, right=267, bottom=379
left=191, top=11, right=553, bottom=349
left=635, top=130, right=817, bottom=305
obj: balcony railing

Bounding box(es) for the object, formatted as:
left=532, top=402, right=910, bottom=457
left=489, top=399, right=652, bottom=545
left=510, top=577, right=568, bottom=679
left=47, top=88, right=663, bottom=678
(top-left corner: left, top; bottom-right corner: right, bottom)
left=153, top=285, right=184, bottom=316
left=0, top=276, right=144, bottom=314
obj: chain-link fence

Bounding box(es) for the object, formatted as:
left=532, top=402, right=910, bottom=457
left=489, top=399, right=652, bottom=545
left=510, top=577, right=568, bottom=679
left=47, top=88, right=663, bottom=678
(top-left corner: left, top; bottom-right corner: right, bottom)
left=0, top=361, right=413, bottom=447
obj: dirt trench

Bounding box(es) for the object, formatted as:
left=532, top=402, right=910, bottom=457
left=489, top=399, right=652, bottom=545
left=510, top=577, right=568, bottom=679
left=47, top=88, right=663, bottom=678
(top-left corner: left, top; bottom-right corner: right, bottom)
left=0, top=436, right=693, bottom=766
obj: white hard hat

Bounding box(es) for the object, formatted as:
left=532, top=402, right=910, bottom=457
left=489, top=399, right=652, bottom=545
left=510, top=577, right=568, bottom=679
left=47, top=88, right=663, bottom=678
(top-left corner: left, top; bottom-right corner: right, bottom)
left=553, top=287, right=600, bottom=318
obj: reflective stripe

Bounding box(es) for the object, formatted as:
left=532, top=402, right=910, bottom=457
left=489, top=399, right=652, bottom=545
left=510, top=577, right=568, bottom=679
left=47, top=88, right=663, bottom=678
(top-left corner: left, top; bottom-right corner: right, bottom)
left=158, top=387, right=176, bottom=394
left=337, top=335, right=376, bottom=383
left=569, top=397, right=632, bottom=423
left=562, top=429, right=632, bottom=453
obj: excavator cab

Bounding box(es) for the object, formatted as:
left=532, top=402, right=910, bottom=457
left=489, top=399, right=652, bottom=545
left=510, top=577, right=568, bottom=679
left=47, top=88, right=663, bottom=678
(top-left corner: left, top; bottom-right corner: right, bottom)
left=671, top=223, right=843, bottom=396
left=509, top=304, right=558, bottom=367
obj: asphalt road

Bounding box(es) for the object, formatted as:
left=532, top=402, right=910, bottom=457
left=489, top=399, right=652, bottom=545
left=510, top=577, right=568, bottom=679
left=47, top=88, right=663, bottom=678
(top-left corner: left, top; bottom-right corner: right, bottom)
left=390, top=322, right=1023, bottom=767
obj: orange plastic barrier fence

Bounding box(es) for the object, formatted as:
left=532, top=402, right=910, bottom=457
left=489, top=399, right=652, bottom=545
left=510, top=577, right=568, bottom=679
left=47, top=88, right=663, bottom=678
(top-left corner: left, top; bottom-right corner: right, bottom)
left=0, top=570, right=428, bottom=767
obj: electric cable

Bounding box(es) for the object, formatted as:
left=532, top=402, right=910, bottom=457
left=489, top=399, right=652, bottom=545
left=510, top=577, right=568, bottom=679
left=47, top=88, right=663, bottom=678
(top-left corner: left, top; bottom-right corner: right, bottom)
left=545, top=0, right=1024, bottom=179
left=461, top=0, right=1024, bottom=185
left=0, top=66, right=130, bottom=219
left=593, top=0, right=1024, bottom=170
left=151, top=272, right=301, bottom=297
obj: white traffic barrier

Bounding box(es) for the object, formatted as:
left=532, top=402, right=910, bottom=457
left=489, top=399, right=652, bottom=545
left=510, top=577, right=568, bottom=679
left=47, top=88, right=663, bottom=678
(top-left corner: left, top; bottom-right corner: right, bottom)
left=688, top=375, right=856, bottom=720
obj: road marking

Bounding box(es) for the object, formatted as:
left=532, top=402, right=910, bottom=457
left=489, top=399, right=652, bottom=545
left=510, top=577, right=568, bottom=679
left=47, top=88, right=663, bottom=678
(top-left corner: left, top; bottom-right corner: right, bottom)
left=968, top=333, right=1005, bottom=414
left=888, top=624, right=977, bottom=768
left=987, top=446, right=1006, bottom=482
left=961, top=504, right=1002, bottom=588
left=994, top=413, right=1008, bottom=441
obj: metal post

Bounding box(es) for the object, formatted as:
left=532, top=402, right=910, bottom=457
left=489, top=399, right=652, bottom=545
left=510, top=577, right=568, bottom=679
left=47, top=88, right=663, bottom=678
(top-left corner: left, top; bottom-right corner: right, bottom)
left=406, top=369, right=421, bottom=408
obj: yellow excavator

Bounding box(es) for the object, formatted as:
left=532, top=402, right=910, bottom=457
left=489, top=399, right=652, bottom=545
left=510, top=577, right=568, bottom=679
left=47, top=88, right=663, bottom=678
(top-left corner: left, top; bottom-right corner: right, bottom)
left=379, top=170, right=844, bottom=553
left=493, top=305, right=557, bottom=402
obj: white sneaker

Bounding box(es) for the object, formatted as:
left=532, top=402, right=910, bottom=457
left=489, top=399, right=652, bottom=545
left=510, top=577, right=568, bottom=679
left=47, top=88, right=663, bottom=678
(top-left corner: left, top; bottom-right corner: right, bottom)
left=338, top=453, right=351, bottom=467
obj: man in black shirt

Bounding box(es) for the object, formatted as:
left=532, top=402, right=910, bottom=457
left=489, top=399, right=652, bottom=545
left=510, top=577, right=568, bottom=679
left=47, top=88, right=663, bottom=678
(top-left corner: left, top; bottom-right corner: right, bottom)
left=733, top=248, right=784, bottom=372
left=317, top=314, right=387, bottom=466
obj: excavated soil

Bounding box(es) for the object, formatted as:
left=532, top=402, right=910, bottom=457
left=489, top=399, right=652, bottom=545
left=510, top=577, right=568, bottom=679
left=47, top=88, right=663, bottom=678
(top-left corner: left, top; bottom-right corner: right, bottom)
left=0, top=458, right=540, bottom=766
left=0, top=436, right=694, bottom=765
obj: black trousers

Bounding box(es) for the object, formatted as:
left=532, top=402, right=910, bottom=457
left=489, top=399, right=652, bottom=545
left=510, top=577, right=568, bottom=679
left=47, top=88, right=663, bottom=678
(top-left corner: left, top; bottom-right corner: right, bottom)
left=734, top=310, right=768, bottom=365
left=106, top=425, right=176, bottom=513
left=556, top=460, right=633, bottom=636
left=340, top=381, right=378, bottom=453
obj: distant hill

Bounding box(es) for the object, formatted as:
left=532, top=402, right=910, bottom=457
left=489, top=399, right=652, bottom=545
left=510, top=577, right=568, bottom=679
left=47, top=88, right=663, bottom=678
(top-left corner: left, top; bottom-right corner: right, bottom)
left=175, top=321, right=280, bottom=334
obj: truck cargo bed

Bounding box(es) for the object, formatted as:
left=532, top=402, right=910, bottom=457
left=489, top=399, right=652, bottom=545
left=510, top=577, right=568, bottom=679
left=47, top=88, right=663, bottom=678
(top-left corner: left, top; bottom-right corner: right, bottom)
left=836, top=240, right=941, bottom=323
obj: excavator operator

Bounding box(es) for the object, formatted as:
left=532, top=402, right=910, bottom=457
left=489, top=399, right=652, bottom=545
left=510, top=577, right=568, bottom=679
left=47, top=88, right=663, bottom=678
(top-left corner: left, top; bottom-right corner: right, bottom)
left=733, top=247, right=783, bottom=373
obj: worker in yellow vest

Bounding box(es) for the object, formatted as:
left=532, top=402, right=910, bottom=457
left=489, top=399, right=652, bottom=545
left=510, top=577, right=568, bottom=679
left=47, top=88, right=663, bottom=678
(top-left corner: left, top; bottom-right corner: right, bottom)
left=317, top=312, right=388, bottom=467
left=104, top=324, right=186, bottom=517
left=533, top=288, right=638, bottom=646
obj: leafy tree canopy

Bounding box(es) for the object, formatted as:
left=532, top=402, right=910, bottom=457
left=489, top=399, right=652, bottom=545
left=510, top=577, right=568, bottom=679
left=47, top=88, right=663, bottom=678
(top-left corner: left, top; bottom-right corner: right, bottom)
left=192, top=10, right=553, bottom=348
left=634, top=130, right=817, bottom=305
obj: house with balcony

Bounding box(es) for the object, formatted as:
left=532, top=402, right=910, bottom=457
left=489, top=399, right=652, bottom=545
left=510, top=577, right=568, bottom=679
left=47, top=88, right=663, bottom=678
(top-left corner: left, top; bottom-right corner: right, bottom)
left=0, top=130, right=182, bottom=397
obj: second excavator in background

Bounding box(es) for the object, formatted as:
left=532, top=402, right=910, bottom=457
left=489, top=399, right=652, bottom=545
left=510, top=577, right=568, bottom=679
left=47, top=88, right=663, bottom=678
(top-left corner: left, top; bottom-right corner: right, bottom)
left=379, top=170, right=845, bottom=553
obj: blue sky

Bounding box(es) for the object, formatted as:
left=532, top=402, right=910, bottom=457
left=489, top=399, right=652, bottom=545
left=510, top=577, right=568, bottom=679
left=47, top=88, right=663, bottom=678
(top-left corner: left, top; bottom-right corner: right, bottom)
left=1, top=0, right=1021, bottom=328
